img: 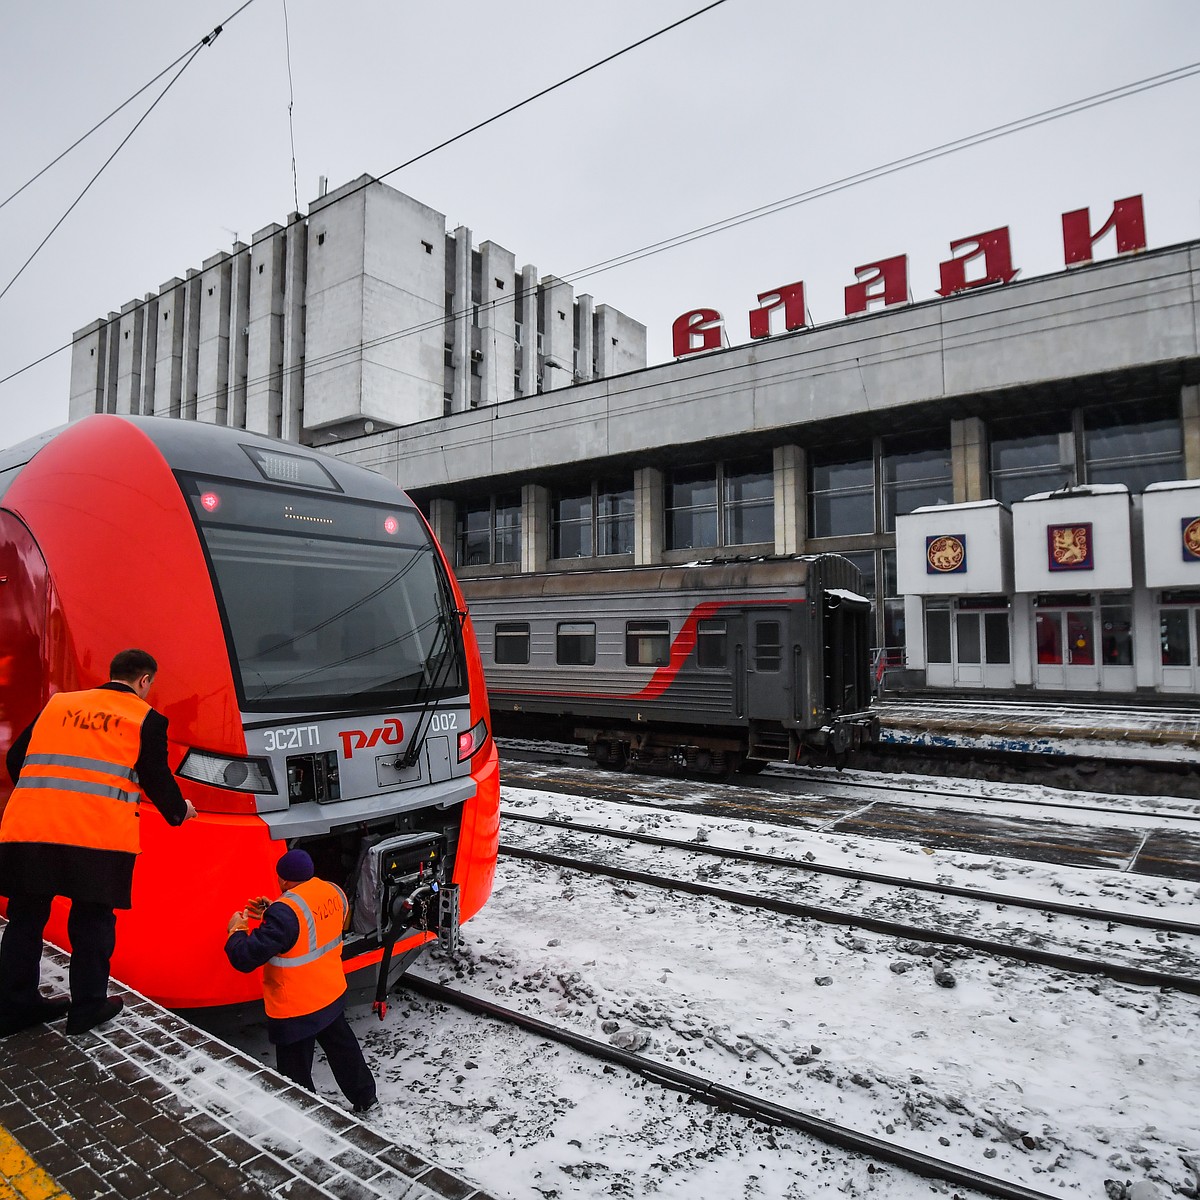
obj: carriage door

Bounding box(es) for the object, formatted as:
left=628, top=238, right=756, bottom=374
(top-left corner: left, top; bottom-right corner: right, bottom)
left=1159, top=592, right=1200, bottom=692
left=744, top=609, right=790, bottom=723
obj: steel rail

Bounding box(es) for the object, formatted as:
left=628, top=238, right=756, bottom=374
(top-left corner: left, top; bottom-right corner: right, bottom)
left=403, top=974, right=1061, bottom=1200
left=500, top=809, right=1200, bottom=935
left=499, top=842, right=1200, bottom=995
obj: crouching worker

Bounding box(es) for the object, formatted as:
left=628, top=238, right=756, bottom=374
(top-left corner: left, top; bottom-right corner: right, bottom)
left=225, top=849, right=377, bottom=1113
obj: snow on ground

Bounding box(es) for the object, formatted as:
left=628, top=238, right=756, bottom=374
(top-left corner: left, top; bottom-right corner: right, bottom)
left=235, top=773, right=1200, bottom=1200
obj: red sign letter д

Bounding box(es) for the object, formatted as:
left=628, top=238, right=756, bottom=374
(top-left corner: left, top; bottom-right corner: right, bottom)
left=845, top=255, right=909, bottom=317
left=937, top=228, right=1017, bottom=297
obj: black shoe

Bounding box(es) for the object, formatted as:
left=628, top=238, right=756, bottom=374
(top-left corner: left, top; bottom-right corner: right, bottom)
left=0, top=996, right=71, bottom=1038
left=352, top=1097, right=378, bottom=1114
left=65, top=996, right=123, bottom=1035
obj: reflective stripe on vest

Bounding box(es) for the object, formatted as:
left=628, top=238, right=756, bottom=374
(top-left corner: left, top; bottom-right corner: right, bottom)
left=0, top=688, right=149, bottom=855
left=261, top=878, right=349, bottom=1020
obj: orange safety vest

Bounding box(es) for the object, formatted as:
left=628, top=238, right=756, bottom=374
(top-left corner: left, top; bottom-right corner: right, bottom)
left=0, top=688, right=148, bottom=855
left=262, top=877, right=349, bottom=1019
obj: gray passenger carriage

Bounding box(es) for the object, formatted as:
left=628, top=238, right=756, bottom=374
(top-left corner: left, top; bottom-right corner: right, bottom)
left=460, top=554, right=878, bottom=776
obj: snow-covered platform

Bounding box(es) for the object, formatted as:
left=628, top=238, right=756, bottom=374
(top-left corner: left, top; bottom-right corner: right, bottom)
left=0, top=929, right=497, bottom=1200
left=875, top=695, right=1200, bottom=765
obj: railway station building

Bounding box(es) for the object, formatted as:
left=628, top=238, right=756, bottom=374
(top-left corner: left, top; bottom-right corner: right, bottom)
left=69, top=180, right=1200, bottom=696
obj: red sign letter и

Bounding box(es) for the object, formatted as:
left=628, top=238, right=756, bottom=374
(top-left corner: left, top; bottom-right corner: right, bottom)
left=845, top=255, right=908, bottom=317
left=672, top=308, right=725, bottom=357
left=749, top=282, right=806, bottom=339
left=1062, top=195, right=1146, bottom=267
left=936, top=228, right=1017, bottom=297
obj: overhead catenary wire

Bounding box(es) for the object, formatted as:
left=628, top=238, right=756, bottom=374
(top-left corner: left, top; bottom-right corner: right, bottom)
left=0, top=0, right=259, bottom=215
left=1, top=38, right=1196, bottom=398
left=0, top=0, right=731, bottom=389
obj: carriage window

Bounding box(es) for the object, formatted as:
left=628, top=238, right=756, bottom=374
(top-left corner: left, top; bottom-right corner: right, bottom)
left=626, top=620, right=670, bottom=667
left=754, top=621, right=782, bottom=672
left=557, top=622, right=596, bottom=666
left=494, top=622, right=530, bottom=665
left=696, top=619, right=727, bottom=669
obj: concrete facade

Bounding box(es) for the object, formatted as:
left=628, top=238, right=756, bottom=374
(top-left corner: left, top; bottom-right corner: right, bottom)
left=70, top=177, right=647, bottom=444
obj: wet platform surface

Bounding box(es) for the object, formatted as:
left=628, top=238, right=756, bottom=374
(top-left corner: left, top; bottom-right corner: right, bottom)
left=0, top=936, right=498, bottom=1200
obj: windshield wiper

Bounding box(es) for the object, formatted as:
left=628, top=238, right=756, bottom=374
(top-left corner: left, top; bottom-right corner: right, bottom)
left=398, top=589, right=467, bottom=770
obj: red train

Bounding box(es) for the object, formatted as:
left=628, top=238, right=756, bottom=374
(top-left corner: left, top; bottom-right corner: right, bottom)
left=0, top=415, right=499, bottom=1010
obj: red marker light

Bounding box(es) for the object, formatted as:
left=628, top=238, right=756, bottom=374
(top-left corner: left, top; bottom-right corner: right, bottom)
left=200, top=492, right=221, bottom=513
left=383, top=515, right=399, bottom=535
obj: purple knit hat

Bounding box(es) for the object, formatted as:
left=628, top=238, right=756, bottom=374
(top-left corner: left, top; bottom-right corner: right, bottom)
left=276, top=849, right=314, bottom=882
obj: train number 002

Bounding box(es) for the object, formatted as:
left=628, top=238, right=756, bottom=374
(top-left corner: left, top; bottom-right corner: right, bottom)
left=429, top=712, right=459, bottom=732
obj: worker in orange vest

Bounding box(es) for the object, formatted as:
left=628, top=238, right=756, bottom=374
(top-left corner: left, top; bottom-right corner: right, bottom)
left=0, top=648, right=197, bottom=1037
left=225, top=849, right=377, bottom=1113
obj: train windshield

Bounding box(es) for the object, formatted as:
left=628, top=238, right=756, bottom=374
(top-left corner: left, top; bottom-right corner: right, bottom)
left=180, top=475, right=464, bottom=711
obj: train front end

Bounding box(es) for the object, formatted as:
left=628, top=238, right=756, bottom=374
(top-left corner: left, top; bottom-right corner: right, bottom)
left=0, top=415, right=499, bottom=1009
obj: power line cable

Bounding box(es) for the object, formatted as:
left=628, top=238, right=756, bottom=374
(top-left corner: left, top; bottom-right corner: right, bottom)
left=0, top=0, right=732, bottom=387
left=0, top=0, right=259, bottom=215
left=3, top=35, right=1196, bottom=397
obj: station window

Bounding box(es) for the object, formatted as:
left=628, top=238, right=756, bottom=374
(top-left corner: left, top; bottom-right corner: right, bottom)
left=881, top=433, right=952, bottom=532
left=494, top=622, right=530, bottom=665
left=556, top=622, right=596, bottom=666
left=989, top=413, right=1075, bottom=506
left=626, top=620, right=670, bottom=667
left=925, top=601, right=951, bottom=664
left=455, top=494, right=521, bottom=568
left=696, top=619, right=728, bottom=669
left=552, top=476, right=633, bottom=559
left=1084, top=396, right=1182, bottom=493
left=666, top=454, right=773, bottom=551
left=809, top=444, right=874, bottom=537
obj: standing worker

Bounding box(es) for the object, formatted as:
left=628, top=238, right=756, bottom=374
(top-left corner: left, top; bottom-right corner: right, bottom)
left=225, top=849, right=377, bottom=1114
left=0, top=648, right=197, bottom=1037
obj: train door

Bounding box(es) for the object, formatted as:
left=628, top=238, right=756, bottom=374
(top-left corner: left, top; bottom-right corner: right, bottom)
left=823, top=591, right=871, bottom=715
left=744, top=609, right=791, bottom=723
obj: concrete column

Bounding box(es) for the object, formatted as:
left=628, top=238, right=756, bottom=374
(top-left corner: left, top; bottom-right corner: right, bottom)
left=451, top=227, right=472, bottom=414
left=281, top=214, right=307, bottom=442
left=102, top=312, right=120, bottom=414
left=1182, top=384, right=1200, bottom=480
left=246, top=224, right=285, bottom=436
left=227, top=244, right=251, bottom=429
left=138, top=293, right=158, bottom=417
left=518, top=264, right=537, bottom=397
left=522, top=484, right=550, bottom=573
left=154, top=280, right=185, bottom=418
left=634, top=466, right=664, bottom=566
left=69, top=319, right=107, bottom=420
left=181, top=270, right=202, bottom=420
left=115, top=301, right=142, bottom=415
left=576, top=294, right=594, bottom=383
left=952, top=416, right=988, bottom=502
left=197, top=252, right=232, bottom=425
left=773, top=444, right=806, bottom=554
left=427, top=498, right=456, bottom=562
left=479, top=240, right=516, bottom=407
left=540, top=276, right=574, bottom=391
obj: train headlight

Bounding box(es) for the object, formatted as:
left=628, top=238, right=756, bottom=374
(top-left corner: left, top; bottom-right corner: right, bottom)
left=178, top=750, right=277, bottom=793
left=457, top=717, right=489, bottom=762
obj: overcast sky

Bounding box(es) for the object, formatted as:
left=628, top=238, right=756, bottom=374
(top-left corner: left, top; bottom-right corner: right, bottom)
left=1, top=0, right=1198, bottom=450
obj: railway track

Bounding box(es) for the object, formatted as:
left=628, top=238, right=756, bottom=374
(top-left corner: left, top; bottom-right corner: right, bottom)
left=402, top=974, right=1062, bottom=1200
left=499, top=812, right=1200, bottom=994
left=499, top=739, right=1200, bottom=827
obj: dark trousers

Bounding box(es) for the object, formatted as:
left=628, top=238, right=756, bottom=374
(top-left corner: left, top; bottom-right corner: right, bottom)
left=275, top=1012, right=376, bottom=1108
left=0, top=893, right=117, bottom=1014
